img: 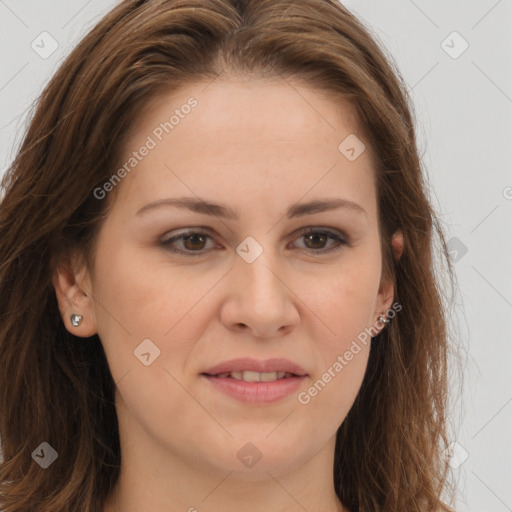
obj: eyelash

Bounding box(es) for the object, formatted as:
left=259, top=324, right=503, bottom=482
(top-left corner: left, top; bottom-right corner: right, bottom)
left=160, top=227, right=348, bottom=257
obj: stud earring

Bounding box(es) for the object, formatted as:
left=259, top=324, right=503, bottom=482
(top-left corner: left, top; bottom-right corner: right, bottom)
left=70, top=314, right=83, bottom=327
left=378, top=314, right=390, bottom=324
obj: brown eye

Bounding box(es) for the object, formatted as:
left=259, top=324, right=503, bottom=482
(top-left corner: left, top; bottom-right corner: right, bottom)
left=161, top=230, right=216, bottom=256
left=303, top=232, right=329, bottom=250
left=182, top=233, right=208, bottom=251
left=292, top=228, right=348, bottom=254
left=160, top=227, right=348, bottom=257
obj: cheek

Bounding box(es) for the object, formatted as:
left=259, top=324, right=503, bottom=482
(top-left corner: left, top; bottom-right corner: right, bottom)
left=308, top=344, right=370, bottom=422
left=298, top=255, right=379, bottom=408
left=93, top=239, right=199, bottom=334
left=296, top=282, right=372, bottom=430
left=305, top=256, right=381, bottom=342
left=90, top=239, right=220, bottom=380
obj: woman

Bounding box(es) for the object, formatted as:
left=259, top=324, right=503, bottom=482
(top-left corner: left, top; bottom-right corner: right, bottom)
left=0, top=0, right=459, bottom=510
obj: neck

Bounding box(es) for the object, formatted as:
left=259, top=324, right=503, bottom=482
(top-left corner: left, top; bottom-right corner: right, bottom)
left=103, top=417, right=348, bottom=512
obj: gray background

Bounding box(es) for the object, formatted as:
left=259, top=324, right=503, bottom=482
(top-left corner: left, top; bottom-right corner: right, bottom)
left=1, top=1, right=511, bottom=510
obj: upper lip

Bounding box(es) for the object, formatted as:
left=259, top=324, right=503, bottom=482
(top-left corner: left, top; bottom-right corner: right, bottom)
left=202, top=358, right=308, bottom=376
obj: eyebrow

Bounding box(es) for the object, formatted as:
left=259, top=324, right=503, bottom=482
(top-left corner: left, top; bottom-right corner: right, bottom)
left=136, top=196, right=367, bottom=220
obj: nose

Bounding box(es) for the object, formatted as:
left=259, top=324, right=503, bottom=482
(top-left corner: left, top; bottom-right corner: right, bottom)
left=219, top=256, right=300, bottom=338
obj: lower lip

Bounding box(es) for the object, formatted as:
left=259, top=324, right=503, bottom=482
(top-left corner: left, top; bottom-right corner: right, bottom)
left=201, top=374, right=307, bottom=404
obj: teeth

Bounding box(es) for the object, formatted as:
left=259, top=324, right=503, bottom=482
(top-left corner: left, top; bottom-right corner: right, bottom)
left=216, top=371, right=293, bottom=382
left=240, top=371, right=263, bottom=382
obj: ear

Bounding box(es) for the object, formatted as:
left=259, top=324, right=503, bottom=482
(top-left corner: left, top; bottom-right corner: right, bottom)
left=52, top=252, right=98, bottom=337
left=373, top=229, right=403, bottom=332
left=391, top=228, right=404, bottom=261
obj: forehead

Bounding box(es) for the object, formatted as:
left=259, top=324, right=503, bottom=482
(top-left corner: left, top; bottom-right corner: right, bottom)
left=136, top=76, right=364, bottom=145
left=112, top=78, right=377, bottom=218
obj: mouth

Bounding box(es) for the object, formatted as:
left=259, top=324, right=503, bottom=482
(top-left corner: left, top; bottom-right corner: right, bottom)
left=200, top=371, right=307, bottom=404
left=201, top=370, right=301, bottom=382
left=200, top=358, right=308, bottom=403
left=201, top=357, right=308, bottom=379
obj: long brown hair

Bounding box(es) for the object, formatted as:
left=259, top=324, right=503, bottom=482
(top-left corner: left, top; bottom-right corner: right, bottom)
left=0, top=0, right=461, bottom=510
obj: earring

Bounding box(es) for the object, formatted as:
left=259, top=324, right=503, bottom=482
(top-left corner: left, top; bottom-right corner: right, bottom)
left=378, top=314, right=390, bottom=324
left=70, top=314, right=83, bottom=327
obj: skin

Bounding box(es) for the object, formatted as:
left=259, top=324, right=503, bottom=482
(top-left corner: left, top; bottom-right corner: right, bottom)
left=53, top=76, right=403, bottom=512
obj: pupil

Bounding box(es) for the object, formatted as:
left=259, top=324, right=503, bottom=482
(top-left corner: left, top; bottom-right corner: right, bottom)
left=184, top=234, right=206, bottom=250
left=305, top=233, right=327, bottom=249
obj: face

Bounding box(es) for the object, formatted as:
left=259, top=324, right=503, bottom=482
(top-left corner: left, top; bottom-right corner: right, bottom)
left=55, top=77, right=400, bottom=478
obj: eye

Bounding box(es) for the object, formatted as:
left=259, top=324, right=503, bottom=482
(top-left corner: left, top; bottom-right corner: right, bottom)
left=290, top=227, right=348, bottom=254
left=160, top=227, right=348, bottom=256
left=160, top=229, right=216, bottom=256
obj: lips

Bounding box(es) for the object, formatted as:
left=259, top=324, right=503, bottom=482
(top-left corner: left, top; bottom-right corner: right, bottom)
left=201, top=357, right=308, bottom=377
